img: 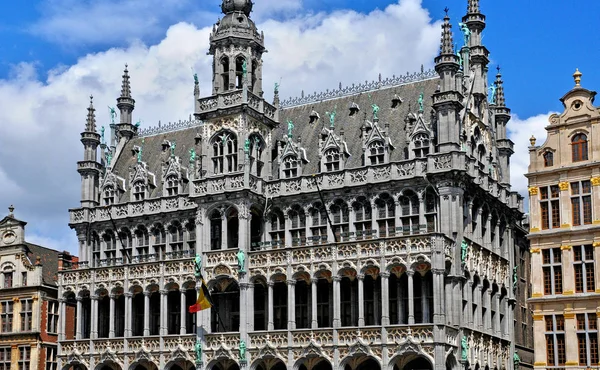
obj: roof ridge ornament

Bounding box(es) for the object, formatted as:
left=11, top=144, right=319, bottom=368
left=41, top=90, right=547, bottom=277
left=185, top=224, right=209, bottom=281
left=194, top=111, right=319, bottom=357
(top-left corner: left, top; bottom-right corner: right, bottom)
left=573, top=68, right=582, bottom=87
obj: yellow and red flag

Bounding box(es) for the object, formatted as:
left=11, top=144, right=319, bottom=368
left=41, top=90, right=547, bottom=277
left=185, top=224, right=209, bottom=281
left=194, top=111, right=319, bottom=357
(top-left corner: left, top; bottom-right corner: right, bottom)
left=189, top=277, right=212, bottom=313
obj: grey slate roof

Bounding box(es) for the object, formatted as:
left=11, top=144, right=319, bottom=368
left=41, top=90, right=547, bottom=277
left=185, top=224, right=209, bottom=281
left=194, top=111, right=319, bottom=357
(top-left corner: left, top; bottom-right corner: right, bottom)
left=26, top=243, right=60, bottom=286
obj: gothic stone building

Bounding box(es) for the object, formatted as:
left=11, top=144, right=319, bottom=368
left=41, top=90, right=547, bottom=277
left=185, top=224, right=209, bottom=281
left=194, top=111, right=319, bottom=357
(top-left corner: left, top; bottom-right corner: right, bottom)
left=59, top=0, right=532, bottom=369
left=0, top=206, right=76, bottom=370
left=527, top=71, right=600, bottom=369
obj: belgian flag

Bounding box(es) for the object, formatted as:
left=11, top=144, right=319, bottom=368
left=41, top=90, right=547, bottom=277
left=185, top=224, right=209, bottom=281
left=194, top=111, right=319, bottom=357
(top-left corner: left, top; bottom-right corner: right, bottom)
left=189, top=276, right=213, bottom=313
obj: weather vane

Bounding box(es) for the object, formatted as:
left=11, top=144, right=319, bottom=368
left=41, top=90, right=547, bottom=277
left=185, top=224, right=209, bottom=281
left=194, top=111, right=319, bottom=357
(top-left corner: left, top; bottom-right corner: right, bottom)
left=444, top=7, right=449, bottom=16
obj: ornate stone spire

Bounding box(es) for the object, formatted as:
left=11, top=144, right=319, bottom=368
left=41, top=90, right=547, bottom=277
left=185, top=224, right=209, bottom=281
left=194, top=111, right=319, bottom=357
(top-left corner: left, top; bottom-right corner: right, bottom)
left=120, top=64, right=132, bottom=98
left=440, top=9, right=454, bottom=55
left=467, top=0, right=480, bottom=14
left=494, top=66, right=506, bottom=107
left=85, top=95, right=97, bottom=133
left=117, top=64, right=136, bottom=130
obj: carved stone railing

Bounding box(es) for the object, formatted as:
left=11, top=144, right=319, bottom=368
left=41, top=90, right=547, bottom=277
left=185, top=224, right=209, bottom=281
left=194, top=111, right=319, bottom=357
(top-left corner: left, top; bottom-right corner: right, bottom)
left=196, top=89, right=277, bottom=122
left=138, top=118, right=203, bottom=137
left=280, top=69, right=438, bottom=108
left=192, top=173, right=245, bottom=196
left=59, top=334, right=195, bottom=358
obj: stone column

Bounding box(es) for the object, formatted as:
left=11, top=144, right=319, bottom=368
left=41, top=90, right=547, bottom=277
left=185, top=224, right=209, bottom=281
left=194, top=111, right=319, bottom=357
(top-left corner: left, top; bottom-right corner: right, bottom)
left=357, top=274, right=365, bottom=326
left=433, top=269, right=445, bottom=325
left=180, top=290, right=187, bottom=334
left=475, top=285, right=483, bottom=328
left=267, top=281, right=274, bottom=331
left=160, top=290, right=168, bottom=335
left=91, top=295, right=99, bottom=339
left=288, top=280, right=296, bottom=330
left=58, top=298, right=67, bottom=341
left=143, top=291, right=150, bottom=336
left=75, top=297, right=83, bottom=339
left=247, top=283, right=255, bottom=332
left=494, top=294, right=501, bottom=336
left=124, top=293, right=132, bottom=337
left=418, top=193, right=426, bottom=233
left=333, top=276, right=341, bottom=328
left=221, top=213, right=228, bottom=250
left=485, top=289, right=492, bottom=331
left=466, top=280, right=474, bottom=326
left=532, top=313, right=546, bottom=366
left=407, top=271, right=415, bottom=325
left=381, top=272, right=390, bottom=326
left=109, top=294, right=115, bottom=338
left=311, top=278, right=318, bottom=328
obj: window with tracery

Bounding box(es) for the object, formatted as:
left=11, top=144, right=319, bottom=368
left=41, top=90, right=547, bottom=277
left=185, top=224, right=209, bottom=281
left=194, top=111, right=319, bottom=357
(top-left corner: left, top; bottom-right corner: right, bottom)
left=289, top=205, right=306, bottom=246
left=213, top=132, right=238, bottom=175
left=330, top=200, right=349, bottom=240
left=399, top=191, right=420, bottom=234
left=103, top=232, right=117, bottom=263
left=376, top=194, right=396, bottom=237
left=353, top=197, right=372, bottom=240
left=269, top=211, right=285, bottom=247
left=413, top=134, right=430, bottom=158
left=235, top=56, right=245, bottom=89
left=132, top=181, right=145, bottom=201
left=282, top=155, right=299, bottom=179
left=324, top=148, right=341, bottom=172
left=249, top=135, right=264, bottom=177
left=169, top=223, right=184, bottom=254
left=310, top=202, right=328, bottom=243
left=424, top=189, right=437, bottom=232
left=165, top=176, right=179, bottom=196
left=135, top=227, right=149, bottom=257
left=103, top=186, right=115, bottom=205
left=152, top=227, right=166, bottom=259
left=572, top=133, right=589, bottom=162
left=220, top=56, right=230, bottom=91
left=368, top=140, right=385, bottom=165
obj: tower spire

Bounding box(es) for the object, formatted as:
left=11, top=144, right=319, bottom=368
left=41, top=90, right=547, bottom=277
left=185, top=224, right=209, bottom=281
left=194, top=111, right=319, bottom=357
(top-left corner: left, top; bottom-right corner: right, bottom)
left=120, top=64, right=132, bottom=98
left=440, top=9, right=454, bottom=55
left=494, top=66, right=506, bottom=107
left=467, top=0, right=480, bottom=14
left=85, top=95, right=97, bottom=132
left=116, top=64, right=137, bottom=139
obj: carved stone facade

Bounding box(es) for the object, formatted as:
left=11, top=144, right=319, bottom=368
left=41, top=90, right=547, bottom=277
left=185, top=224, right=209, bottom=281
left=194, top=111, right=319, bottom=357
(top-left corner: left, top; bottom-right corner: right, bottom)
left=528, top=71, right=600, bottom=370
left=60, top=1, right=531, bottom=370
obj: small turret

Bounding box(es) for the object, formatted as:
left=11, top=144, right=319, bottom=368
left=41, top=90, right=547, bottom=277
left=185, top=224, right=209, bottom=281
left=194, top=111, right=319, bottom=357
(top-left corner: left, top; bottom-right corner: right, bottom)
left=78, top=96, right=102, bottom=208
left=116, top=64, right=137, bottom=140
left=462, top=0, right=489, bottom=104
left=493, top=66, right=513, bottom=186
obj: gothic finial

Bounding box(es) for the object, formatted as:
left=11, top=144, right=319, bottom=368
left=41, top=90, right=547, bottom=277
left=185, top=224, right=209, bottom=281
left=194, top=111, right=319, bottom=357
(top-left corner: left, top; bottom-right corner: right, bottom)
left=86, top=95, right=97, bottom=132
left=467, top=0, right=479, bottom=14
left=494, top=68, right=506, bottom=107
left=573, top=68, right=582, bottom=87
left=120, top=64, right=132, bottom=98
left=439, top=12, right=454, bottom=55
left=8, top=205, right=14, bottom=217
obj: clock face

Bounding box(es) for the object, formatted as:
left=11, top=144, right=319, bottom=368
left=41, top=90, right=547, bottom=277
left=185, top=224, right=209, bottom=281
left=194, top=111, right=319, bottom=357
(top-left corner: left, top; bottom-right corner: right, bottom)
left=2, top=232, right=16, bottom=245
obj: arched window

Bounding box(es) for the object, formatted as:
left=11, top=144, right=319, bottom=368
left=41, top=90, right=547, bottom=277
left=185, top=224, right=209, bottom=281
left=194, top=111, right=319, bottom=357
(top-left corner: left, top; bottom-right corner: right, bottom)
left=210, top=211, right=222, bottom=251
left=269, top=210, right=285, bottom=247
left=212, top=132, right=238, bottom=175
left=368, top=140, right=385, bottom=165
left=165, top=176, right=179, bottom=196
left=543, top=151, right=554, bottom=167
left=119, top=228, right=132, bottom=261
left=211, top=279, right=240, bottom=332
left=282, top=155, right=299, bottom=179
left=248, top=134, right=264, bottom=176
left=425, top=188, right=437, bottom=232
left=168, top=223, right=184, bottom=255
left=91, top=233, right=101, bottom=267
left=310, top=202, right=328, bottom=244
left=399, top=191, right=419, bottom=235
left=376, top=193, right=396, bottom=237
left=220, top=56, right=230, bottom=91
left=186, top=221, right=196, bottom=251
left=289, top=205, right=306, bottom=246
left=103, top=186, right=115, bottom=206
left=235, top=56, right=245, bottom=88
left=330, top=200, right=349, bottom=240
left=324, top=148, right=341, bottom=172
left=353, top=197, right=372, bottom=240
left=103, top=231, right=117, bottom=264
left=413, top=133, right=430, bottom=158
left=152, top=226, right=166, bottom=259
left=135, top=227, right=149, bottom=259
left=572, top=133, right=589, bottom=162
left=132, top=181, right=146, bottom=201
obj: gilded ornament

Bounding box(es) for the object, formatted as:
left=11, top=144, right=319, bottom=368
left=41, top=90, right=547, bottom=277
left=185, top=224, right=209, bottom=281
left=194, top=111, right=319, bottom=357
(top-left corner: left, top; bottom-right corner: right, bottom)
left=591, top=177, right=600, bottom=186
left=558, top=182, right=569, bottom=191
left=529, top=135, right=536, bottom=146
left=527, top=186, right=538, bottom=196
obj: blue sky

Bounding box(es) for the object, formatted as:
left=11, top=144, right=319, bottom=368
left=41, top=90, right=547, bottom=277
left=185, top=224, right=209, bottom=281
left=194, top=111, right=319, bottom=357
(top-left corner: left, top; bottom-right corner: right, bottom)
left=0, top=0, right=597, bottom=254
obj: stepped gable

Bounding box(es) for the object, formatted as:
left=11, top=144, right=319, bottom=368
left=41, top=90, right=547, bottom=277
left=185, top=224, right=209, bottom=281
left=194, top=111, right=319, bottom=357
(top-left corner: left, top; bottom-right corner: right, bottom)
left=278, top=77, right=439, bottom=175
left=112, top=128, right=199, bottom=201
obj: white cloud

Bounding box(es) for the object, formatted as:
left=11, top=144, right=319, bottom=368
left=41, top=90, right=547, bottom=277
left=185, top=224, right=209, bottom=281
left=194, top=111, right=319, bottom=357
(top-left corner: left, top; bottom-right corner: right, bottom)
left=0, top=0, right=544, bottom=254
left=507, top=112, right=556, bottom=209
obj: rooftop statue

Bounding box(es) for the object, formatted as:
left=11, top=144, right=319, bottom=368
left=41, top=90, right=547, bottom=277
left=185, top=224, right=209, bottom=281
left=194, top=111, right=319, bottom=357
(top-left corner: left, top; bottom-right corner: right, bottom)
left=108, top=106, right=117, bottom=124
left=488, top=84, right=497, bottom=104
left=106, top=151, right=112, bottom=166
left=194, top=73, right=199, bottom=84
left=138, top=138, right=145, bottom=163
left=287, top=119, right=294, bottom=138
left=100, top=126, right=105, bottom=144
left=456, top=49, right=463, bottom=69
left=325, top=108, right=337, bottom=128
left=135, top=119, right=141, bottom=128
left=458, top=23, right=471, bottom=45
left=274, top=82, right=280, bottom=95
left=189, top=148, right=197, bottom=163
left=418, top=92, right=424, bottom=112
left=371, top=103, right=380, bottom=120
left=170, top=141, right=176, bottom=157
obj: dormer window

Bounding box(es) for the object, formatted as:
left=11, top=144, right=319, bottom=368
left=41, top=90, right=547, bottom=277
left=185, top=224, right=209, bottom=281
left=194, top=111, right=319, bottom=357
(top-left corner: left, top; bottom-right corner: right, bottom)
left=572, top=133, right=589, bottom=162
left=103, top=186, right=115, bottom=206
left=324, top=148, right=340, bottom=172
left=212, top=132, right=238, bottom=175
left=165, top=176, right=179, bottom=196
left=133, top=182, right=146, bottom=201
left=282, top=155, right=299, bottom=179
left=543, top=151, right=554, bottom=167
left=413, top=134, right=430, bottom=158
left=368, top=140, right=385, bottom=164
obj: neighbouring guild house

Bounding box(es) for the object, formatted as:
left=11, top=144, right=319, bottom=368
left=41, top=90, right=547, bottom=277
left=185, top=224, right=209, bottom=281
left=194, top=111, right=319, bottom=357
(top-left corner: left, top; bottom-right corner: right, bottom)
left=527, top=70, right=600, bottom=369
left=58, top=0, right=532, bottom=369
left=0, top=205, right=77, bottom=370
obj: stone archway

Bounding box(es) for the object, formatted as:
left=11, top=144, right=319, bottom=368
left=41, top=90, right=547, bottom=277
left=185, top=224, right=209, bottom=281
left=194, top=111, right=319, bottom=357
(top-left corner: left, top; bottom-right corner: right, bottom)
left=165, top=360, right=195, bottom=370
left=393, top=357, right=433, bottom=370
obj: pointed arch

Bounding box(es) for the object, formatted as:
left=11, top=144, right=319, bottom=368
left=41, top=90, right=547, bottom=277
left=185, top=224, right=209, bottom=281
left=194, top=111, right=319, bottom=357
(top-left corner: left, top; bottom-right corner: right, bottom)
left=220, top=56, right=230, bottom=92
left=248, top=133, right=265, bottom=176
left=398, top=190, right=419, bottom=235
left=330, top=199, right=349, bottom=240
left=353, top=197, right=372, bottom=240
left=268, top=208, right=285, bottom=247
left=288, top=205, right=307, bottom=246
left=367, top=139, right=385, bottom=165
left=375, top=193, right=395, bottom=237
left=211, top=130, right=238, bottom=175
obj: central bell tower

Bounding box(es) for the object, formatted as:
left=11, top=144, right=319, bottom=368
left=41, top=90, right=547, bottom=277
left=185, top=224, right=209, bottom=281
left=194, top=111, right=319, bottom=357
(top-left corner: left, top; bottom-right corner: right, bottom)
left=209, top=0, right=266, bottom=96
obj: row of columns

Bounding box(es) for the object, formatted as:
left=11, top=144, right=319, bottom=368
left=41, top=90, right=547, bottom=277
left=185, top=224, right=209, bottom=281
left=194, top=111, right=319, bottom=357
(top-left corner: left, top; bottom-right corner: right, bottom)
left=464, top=200, right=506, bottom=256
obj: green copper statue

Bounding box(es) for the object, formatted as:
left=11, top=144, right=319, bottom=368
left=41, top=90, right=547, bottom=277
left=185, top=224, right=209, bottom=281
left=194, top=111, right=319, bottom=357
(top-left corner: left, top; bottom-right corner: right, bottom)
left=237, top=249, right=246, bottom=273
left=460, top=240, right=468, bottom=264
left=287, top=119, right=294, bottom=138
left=195, top=340, right=202, bottom=363
left=418, top=92, right=424, bottom=112
left=244, top=139, right=250, bottom=153
left=239, top=340, right=247, bottom=361
left=135, top=119, right=141, bottom=128
left=189, top=148, right=197, bottom=163
left=489, top=84, right=497, bottom=104
left=137, top=139, right=145, bottom=163
left=461, top=336, right=469, bottom=361
left=274, top=82, right=279, bottom=95
left=194, top=73, right=199, bottom=84
left=326, top=109, right=337, bottom=128
left=170, top=141, right=176, bottom=157
left=513, top=266, right=518, bottom=293
left=108, top=106, right=117, bottom=124
left=106, top=151, right=112, bottom=166
left=513, top=352, right=521, bottom=369
left=242, top=60, right=247, bottom=78
left=194, top=254, right=202, bottom=278
left=458, top=22, right=471, bottom=45
left=456, top=49, right=463, bottom=69
left=100, top=126, right=105, bottom=144
left=371, top=103, right=380, bottom=120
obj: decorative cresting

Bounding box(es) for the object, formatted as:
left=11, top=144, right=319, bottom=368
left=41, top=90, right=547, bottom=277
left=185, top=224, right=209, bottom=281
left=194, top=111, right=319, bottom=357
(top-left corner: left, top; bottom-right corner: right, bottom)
left=280, top=69, right=438, bottom=108
left=138, top=117, right=203, bottom=137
